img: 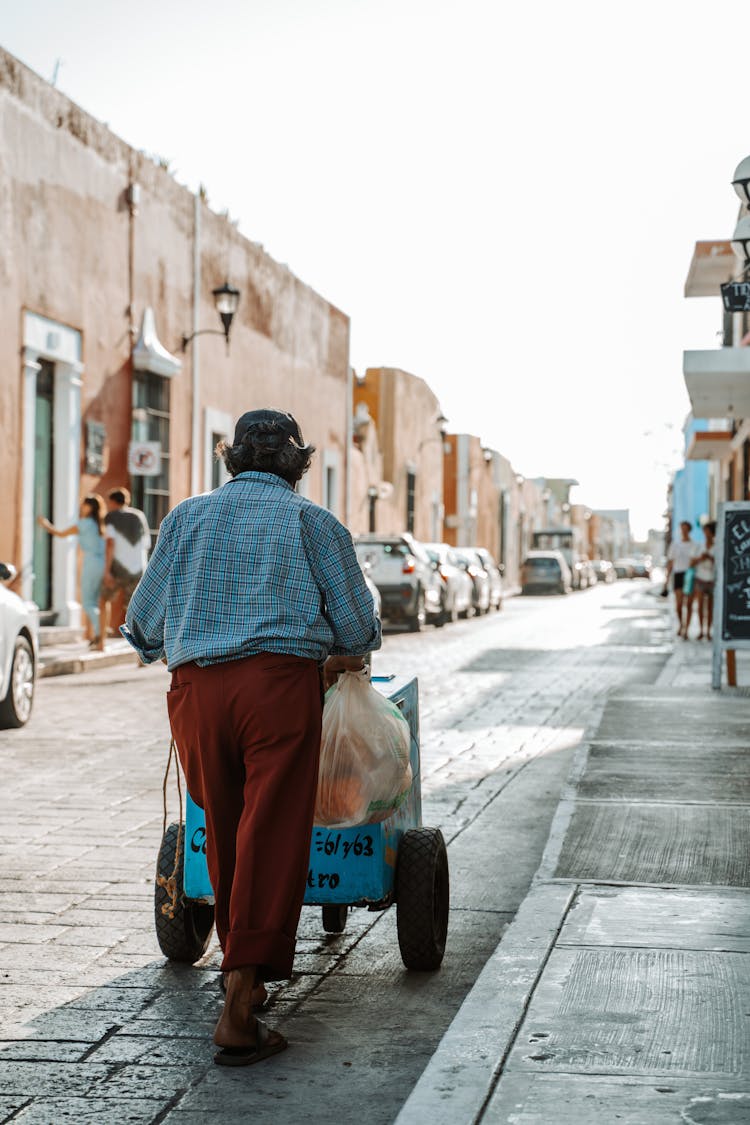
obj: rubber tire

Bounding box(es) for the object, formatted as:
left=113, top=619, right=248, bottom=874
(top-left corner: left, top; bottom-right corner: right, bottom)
left=0, top=636, right=35, bottom=729
left=322, top=904, right=348, bottom=933
left=155, top=822, right=215, bottom=963
left=395, top=827, right=449, bottom=971
left=407, top=590, right=425, bottom=633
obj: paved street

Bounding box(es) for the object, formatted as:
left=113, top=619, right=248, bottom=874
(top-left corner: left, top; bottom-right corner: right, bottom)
left=0, top=581, right=671, bottom=1123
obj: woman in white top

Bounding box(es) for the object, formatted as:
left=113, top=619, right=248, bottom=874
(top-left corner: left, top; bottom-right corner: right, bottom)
left=665, top=520, right=697, bottom=638
left=690, top=520, right=716, bottom=641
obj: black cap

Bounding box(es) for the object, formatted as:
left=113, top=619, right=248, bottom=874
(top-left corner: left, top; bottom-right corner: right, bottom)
left=233, top=409, right=303, bottom=447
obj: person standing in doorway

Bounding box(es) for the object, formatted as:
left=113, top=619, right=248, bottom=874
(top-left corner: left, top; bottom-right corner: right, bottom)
left=665, top=520, right=697, bottom=638
left=691, top=520, right=717, bottom=641
left=98, top=488, right=150, bottom=651
left=37, top=494, right=106, bottom=646
left=122, top=408, right=381, bottom=1067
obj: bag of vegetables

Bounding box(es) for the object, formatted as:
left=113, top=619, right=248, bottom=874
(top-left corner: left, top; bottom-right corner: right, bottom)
left=314, top=671, right=413, bottom=829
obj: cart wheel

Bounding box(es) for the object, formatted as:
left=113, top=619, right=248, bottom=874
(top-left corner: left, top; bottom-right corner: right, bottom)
left=395, top=827, right=449, bottom=971
left=155, top=822, right=215, bottom=963
left=322, top=904, right=348, bottom=933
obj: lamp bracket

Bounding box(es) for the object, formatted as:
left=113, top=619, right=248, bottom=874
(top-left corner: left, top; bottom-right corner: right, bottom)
left=181, top=328, right=228, bottom=353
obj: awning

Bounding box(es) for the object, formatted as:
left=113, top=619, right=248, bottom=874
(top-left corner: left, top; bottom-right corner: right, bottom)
left=683, top=348, right=750, bottom=419
left=685, top=430, right=734, bottom=461
left=684, top=241, right=735, bottom=297
left=132, top=307, right=182, bottom=378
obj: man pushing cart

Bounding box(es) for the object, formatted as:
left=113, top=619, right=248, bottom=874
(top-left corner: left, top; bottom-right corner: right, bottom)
left=122, top=408, right=382, bottom=1067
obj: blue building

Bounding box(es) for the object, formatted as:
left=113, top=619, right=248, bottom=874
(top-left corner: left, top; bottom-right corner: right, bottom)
left=670, top=417, right=711, bottom=539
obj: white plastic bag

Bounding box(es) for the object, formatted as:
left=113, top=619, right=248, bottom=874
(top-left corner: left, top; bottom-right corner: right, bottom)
left=314, top=671, right=413, bottom=829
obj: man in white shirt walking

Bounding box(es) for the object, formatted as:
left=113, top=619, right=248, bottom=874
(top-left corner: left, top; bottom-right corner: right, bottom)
left=665, top=520, right=697, bottom=638
left=97, top=487, right=150, bottom=651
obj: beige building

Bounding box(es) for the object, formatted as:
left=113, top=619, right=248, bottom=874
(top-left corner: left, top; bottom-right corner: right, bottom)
left=0, top=48, right=351, bottom=624
left=352, top=367, right=446, bottom=541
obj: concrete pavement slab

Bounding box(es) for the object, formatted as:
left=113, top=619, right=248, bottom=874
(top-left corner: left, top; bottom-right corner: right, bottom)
left=482, top=1074, right=750, bottom=1124
left=558, top=885, right=750, bottom=952
left=577, top=740, right=750, bottom=802
left=504, top=944, right=749, bottom=1077
left=554, top=802, right=750, bottom=885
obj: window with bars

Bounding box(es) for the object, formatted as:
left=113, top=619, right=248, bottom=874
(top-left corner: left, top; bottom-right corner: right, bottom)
left=131, top=370, right=171, bottom=547
left=406, top=469, right=416, bottom=533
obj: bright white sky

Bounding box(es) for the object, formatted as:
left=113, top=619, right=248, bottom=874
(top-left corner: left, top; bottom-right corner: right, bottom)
left=2, top=0, right=747, bottom=538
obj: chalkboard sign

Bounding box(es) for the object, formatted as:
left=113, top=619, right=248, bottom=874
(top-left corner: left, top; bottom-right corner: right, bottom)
left=713, top=502, right=750, bottom=687
left=720, top=506, right=750, bottom=642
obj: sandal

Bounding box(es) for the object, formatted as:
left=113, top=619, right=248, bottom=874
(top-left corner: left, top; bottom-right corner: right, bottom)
left=214, top=1018, right=287, bottom=1067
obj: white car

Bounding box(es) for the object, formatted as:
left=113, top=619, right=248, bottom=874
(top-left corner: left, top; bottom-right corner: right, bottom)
left=0, top=563, right=39, bottom=728
left=423, top=543, right=473, bottom=622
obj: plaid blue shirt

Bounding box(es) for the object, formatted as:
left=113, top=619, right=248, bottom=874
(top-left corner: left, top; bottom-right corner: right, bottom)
left=121, top=471, right=381, bottom=670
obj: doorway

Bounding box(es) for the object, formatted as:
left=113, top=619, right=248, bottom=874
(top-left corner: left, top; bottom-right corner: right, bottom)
left=32, top=360, right=55, bottom=612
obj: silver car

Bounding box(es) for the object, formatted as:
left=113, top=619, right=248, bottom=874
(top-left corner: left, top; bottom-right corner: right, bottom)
left=472, top=548, right=504, bottom=610
left=452, top=548, right=491, bottom=614
left=0, top=563, right=39, bottom=728
left=354, top=534, right=442, bottom=631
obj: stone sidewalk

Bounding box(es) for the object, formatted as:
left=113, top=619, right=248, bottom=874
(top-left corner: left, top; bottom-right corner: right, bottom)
left=397, top=640, right=750, bottom=1124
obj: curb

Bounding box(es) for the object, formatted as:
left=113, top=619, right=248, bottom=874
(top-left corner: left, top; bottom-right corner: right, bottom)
left=39, top=646, right=139, bottom=678
left=395, top=882, right=576, bottom=1124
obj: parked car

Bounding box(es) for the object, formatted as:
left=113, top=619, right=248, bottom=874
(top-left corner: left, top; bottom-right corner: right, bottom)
left=613, top=558, right=634, bottom=580
left=0, top=563, right=39, bottom=728
left=630, top=556, right=652, bottom=579
left=451, top=548, right=491, bottom=614
left=423, top=543, right=474, bottom=623
left=472, top=548, right=504, bottom=610
left=591, top=559, right=615, bottom=584
left=520, top=550, right=572, bottom=595
left=354, top=534, right=442, bottom=631
left=574, top=558, right=594, bottom=590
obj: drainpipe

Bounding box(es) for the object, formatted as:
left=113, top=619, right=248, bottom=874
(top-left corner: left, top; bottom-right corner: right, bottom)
left=190, top=190, right=201, bottom=496
left=345, top=362, right=353, bottom=526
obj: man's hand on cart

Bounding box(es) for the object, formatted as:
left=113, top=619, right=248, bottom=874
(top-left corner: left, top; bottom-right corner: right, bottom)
left=322, top=654, right=366, bottom=691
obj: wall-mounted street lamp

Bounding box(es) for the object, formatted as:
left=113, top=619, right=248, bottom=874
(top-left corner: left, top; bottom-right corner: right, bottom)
left=182, top=281, right=241, bottom=353
left=732, top=156, right=750, bottom=208
left=722, top=215, right=750, bottom=313
left=418, top=413, right=450, bottom=454
left=730, top=216, right=750, bottom=265
left=367, top=485, right=379, bottom=533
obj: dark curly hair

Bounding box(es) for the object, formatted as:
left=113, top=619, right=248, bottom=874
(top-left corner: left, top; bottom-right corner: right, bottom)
left=216, top=421, right=315, bottom=485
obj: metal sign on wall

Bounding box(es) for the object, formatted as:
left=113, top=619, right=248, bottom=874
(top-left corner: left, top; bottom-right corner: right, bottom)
left=128, top=441, right=161, bottom=477
left=720, top=281, right=750, bottom=313
left=712, top=501, right=750, bottom=688
left=85, top=421, right=106, bottom=475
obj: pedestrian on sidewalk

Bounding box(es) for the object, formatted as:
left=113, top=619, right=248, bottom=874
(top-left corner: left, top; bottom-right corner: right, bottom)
left=690, top=520, right=716, bottom=641
left=98, top=488, right=150, bottom=651
left=121, top=408, right=381, bottom=1067
left=665, top=520, right=697, bottom=638
left=37, top=494, right=106, bottom=646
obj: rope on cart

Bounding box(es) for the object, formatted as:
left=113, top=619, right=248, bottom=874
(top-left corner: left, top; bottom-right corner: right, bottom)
left=156, top=737, right=184, bottom=919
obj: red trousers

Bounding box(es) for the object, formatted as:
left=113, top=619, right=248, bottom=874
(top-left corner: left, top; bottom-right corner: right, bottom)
left=166, top=653, right=322, bottom=979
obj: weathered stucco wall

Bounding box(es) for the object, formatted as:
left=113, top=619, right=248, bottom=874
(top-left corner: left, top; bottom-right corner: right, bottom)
left=0, top=47, right=349, bottom=578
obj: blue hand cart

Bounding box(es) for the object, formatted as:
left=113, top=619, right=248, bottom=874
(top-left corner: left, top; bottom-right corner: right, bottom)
left=154, top=674, right=449, bottom=971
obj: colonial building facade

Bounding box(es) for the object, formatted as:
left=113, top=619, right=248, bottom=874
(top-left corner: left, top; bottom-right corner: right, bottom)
left=1, top=48, right=351, bottom=624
